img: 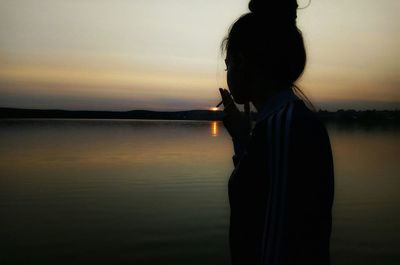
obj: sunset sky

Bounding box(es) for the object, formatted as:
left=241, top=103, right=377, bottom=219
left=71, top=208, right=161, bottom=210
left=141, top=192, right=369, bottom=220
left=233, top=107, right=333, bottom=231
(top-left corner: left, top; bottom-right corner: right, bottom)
left=0, top=0, right=399, bottom=111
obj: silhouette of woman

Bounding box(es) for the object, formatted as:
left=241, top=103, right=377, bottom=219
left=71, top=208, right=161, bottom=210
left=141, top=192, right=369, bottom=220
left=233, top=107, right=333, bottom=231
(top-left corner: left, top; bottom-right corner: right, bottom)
left=218, top=1, right=334, bottom=265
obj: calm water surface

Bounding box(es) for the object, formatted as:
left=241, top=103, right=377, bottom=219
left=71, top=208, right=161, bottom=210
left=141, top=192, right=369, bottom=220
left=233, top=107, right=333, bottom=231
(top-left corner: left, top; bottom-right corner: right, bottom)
left=0, top=119, right=399, bottom=265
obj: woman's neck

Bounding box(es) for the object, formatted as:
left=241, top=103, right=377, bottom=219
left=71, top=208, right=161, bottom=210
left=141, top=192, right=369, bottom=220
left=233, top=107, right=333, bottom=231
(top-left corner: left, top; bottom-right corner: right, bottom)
left=251, top=81, right=291, bottom=112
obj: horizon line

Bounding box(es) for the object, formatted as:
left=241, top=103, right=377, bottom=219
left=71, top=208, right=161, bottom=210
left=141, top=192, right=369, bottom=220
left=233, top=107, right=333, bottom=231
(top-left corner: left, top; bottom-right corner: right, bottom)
left=1, top=106, right=399, bottom=113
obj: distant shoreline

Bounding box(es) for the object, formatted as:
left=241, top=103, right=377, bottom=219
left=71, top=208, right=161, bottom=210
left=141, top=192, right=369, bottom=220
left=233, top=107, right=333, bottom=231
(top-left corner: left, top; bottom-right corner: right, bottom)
left=1, top=107, right=399, bottom=125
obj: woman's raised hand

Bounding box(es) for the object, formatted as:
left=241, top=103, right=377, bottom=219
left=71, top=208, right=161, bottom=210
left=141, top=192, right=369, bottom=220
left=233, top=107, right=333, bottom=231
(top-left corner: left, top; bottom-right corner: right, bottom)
left=219, top=88, right=251, bottom=143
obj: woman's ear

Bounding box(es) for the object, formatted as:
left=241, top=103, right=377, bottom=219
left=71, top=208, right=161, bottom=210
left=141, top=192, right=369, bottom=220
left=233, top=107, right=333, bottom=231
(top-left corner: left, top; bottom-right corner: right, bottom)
left=237, top=52, right=245, bottom=67
left=238, top=53, right=258, bottom=102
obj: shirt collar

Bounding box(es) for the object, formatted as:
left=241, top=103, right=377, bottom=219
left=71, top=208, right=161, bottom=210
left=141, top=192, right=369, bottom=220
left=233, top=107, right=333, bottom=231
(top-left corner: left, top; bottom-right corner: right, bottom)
left=255, top=88, right=300, bottom=124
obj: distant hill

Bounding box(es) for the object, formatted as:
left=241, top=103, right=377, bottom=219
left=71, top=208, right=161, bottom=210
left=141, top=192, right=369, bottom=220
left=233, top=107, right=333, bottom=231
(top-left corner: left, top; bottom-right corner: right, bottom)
left=0, top=107, right=223, bottom=121
left=0, top=107, right=399, bottom=125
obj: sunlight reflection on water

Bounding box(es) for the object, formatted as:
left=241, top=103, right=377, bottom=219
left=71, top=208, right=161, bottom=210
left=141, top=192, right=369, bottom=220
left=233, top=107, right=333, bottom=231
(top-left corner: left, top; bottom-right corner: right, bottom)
left=211, top=121, right=218, bottom=137
left=0, top=119, right=399, bottom=265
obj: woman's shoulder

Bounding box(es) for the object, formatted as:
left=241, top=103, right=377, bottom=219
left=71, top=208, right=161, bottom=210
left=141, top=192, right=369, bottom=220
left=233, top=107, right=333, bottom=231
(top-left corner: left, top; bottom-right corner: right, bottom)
left=289, top=101, right=333, bottom=162
left=290, top=100, right=329, bottom=140
left=291, top=100, right=323, bottom=124
left=252, top=99, right=330, bottom=146
left=254, top=99, right=321, bottom=129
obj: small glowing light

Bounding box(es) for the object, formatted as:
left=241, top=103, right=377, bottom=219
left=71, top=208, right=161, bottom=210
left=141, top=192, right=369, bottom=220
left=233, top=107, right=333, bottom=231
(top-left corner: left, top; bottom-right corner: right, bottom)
left=211, top=121, right=218, bottom=136
left=209, top=107, right=219, bottom=111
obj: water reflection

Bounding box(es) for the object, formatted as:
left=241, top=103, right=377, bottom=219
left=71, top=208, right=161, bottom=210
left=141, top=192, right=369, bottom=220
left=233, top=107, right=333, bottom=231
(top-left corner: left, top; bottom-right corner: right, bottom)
left=211, top=121, right=218, bottom=137
left=0, top=119, right=399, bottom=265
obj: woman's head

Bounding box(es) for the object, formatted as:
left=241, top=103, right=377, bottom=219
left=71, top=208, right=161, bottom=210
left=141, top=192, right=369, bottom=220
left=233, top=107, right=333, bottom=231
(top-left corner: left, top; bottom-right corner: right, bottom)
left=222, top=0, right=306, bottom=104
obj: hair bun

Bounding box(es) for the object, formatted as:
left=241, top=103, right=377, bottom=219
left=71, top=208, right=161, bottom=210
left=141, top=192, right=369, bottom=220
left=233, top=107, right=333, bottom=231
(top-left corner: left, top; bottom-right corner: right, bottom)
left=248, top=0, right=299, bottom=23
left=248, top=0, right=267, bottom=13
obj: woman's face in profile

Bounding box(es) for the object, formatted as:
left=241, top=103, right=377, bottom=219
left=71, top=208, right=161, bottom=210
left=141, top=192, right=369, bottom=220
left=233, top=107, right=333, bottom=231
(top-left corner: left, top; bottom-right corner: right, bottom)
left=225, top=54, right=247, bottom=104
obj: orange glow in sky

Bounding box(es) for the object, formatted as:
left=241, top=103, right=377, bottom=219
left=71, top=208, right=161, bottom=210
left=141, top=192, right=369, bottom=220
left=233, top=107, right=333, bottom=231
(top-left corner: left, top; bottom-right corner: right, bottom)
left=0, top=0, right=399, bottom=111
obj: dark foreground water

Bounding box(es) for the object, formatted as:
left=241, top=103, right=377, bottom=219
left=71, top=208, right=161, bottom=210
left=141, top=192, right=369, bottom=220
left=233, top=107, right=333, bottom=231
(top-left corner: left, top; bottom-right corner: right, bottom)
left=0, top=119, right=399, bottom=265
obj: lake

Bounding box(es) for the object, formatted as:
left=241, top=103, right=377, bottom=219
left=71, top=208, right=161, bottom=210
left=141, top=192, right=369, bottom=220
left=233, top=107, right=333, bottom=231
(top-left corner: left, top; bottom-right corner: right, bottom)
left=0, top=119, right=399, bottom=265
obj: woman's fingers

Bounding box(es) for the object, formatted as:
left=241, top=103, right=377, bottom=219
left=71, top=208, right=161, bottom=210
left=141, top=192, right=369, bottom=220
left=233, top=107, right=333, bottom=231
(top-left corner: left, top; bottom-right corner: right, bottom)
left=218, top=88, right=251, bottom=140
left=218, top=88, right=231, bottom=104
left=219, top=88, right=236, bottom=112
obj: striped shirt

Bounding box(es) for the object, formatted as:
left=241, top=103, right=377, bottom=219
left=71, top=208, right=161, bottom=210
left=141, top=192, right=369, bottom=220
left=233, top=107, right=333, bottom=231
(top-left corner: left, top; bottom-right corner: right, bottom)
left=228, top=88, right=334, bottom=265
